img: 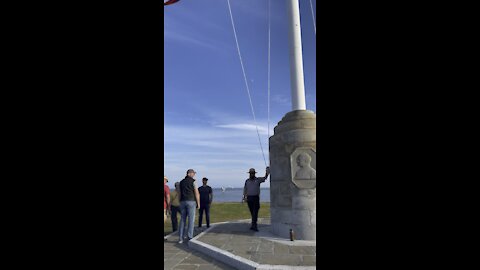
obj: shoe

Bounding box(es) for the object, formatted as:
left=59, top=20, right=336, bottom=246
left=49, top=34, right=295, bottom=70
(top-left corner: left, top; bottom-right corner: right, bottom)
left=207, top=225, right=210, bottom=228
left=178, top=240, right=183, bottom=244
left=253, top=227, right=259, bottom=232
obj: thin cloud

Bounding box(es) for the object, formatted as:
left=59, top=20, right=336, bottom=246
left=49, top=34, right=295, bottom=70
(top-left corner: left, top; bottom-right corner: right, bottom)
left=164, top=30, right=218, bottom=50
left=231, top=0, right=283, bottom=22
left=272, top=94, right=290, bottom=107
left=164, top=5, right=231, bottom=53
left=164, top=3, right=227, bottom=33
left=215, top=123, right=268, bottom=134
left=164, top=122, right=269, bottom=185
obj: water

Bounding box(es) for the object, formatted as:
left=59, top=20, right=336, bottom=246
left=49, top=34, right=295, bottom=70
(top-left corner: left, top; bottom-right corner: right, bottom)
left=212, top=188, right=270, bottom=202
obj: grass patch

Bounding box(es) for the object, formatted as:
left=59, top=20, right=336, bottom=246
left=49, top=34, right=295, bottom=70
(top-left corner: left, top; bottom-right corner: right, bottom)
left=164, top=202, right=270, bottom=235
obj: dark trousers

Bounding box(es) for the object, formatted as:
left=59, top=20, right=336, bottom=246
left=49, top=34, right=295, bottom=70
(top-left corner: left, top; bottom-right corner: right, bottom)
left=170, top=205, right=180, bottom=232
left=198, top=204, right=210, bottom=227
left=247, top=195, right=260, bottom=226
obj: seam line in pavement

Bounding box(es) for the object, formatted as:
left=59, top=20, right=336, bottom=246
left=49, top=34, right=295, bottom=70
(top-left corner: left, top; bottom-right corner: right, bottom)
left=187, top=220, right=315, bottom=270
left=165, top=219, right=316, bottom=269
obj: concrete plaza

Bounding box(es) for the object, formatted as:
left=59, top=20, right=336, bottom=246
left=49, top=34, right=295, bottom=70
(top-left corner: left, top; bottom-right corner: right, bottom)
left=164, top=218, right=316, bottom=269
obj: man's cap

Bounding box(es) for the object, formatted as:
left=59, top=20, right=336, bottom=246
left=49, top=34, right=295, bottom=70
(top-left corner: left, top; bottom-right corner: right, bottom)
left=202, top=177, right=208, bottom=181
left=187, top=169, right=196, bottom=174
left=164, top=176, right=168, bottom=182
left=248, top=168, right=256, bottom=174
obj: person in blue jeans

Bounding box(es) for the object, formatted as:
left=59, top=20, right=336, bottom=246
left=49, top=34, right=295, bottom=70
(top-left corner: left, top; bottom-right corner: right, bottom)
left=198, top=177, right=213, bottom=228
left=178, top=169, right=200, bottom=244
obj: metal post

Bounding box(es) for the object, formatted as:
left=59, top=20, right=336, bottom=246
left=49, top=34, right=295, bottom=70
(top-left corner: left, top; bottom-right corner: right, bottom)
left=286, top=0, right=307, bottom=111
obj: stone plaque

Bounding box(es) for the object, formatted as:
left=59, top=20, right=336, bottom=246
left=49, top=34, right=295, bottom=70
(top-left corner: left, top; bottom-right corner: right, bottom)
left=290, top=147, right=316, bottom=189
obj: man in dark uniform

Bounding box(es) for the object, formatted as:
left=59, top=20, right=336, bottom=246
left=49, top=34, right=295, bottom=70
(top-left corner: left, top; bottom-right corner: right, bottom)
left=243, top=167, right=270, bottom=231
left=198, top=177, right=213, bottom=228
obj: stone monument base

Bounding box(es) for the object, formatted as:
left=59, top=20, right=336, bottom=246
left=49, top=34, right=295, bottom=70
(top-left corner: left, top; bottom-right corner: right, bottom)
left=269, top=110, right=316, bottom=240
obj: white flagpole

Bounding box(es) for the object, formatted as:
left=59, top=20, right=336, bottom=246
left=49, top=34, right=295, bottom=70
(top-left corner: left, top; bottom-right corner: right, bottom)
left=286, top=0, right=307, bottom=111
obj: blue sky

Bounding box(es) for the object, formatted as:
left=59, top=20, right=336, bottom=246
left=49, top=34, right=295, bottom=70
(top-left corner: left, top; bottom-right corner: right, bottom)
left=164, top=0, right=316, bottom=188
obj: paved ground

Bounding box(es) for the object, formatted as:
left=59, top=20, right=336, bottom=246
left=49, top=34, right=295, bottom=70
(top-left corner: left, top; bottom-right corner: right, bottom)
left=164, top=227, right=235, bottom=270
left=196, top=219, right=316, bottom=267
left=164, top=219, right=316, bottom=269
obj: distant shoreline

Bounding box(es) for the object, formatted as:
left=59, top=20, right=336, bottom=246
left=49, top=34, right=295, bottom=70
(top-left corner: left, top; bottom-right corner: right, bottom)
left=210, top=202, right=270, bottom=204
left=211, top=187, right=270, bottom=202
left=210, top=187, right=270, bottom=189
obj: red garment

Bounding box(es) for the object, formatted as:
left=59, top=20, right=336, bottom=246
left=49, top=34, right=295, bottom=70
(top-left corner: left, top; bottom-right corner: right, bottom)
left=164, top=0, right=180, bottom=6
left=164, top=184, right=170, bottom=209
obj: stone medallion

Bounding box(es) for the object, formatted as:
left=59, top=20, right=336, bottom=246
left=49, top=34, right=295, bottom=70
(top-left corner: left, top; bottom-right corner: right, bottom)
left=290, top=147, right=316, bottom=189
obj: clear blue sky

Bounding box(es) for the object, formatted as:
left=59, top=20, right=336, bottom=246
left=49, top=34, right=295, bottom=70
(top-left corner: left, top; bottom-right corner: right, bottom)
left=164, top=0, right=316, bottom=188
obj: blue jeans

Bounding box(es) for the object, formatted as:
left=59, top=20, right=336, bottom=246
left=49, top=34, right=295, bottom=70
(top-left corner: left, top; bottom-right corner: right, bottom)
left=179, top=201, right=196, bottom=240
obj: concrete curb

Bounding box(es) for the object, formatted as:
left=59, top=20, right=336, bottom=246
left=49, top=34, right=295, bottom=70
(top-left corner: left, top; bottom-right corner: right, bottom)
left=189, top=221, right=316, bottom=270
left=164, top=220, right=239, bottom=240
left=256, top=266, right=316, bottom=270
left=189, top=238, right=259, bottom=270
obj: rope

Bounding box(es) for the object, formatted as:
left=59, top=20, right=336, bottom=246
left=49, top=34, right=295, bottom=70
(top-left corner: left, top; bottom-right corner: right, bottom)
left=267, top=0, right=271, bottom=162
left=309, top=0, right=316, bottom=35
left=226, top=0, right=267, bottom=167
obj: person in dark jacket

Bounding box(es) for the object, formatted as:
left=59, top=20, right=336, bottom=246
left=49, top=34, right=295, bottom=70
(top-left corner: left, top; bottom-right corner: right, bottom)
left=198, top=177, right=213, bottom=228
left=178, top=169, right=200, bottom=244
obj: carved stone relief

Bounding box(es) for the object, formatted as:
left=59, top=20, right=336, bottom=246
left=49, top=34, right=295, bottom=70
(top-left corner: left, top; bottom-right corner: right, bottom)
left=290, top=147, right=316, bottom=189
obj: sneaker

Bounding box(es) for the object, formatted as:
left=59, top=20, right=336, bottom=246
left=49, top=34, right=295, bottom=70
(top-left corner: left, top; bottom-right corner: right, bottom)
left=178, top=240, right=183, bottom=244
